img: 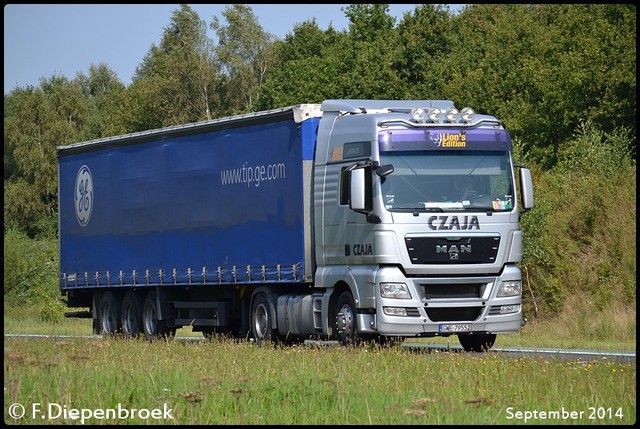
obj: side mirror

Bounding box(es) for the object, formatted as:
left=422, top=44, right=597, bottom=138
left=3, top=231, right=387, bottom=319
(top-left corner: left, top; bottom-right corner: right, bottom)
left=350, top=167, right=367, bottom=211
left=519, top=168, right=534, bottom=210
left=348, top=163, right=380, bottom=223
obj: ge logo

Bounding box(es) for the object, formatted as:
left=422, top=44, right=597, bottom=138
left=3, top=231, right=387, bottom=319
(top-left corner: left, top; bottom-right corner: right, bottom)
left=75, top=165, right=93, bottom=226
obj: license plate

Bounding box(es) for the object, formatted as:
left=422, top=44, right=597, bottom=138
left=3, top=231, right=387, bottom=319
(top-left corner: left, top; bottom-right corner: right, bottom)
left=439, top=323, right=471, bottom=333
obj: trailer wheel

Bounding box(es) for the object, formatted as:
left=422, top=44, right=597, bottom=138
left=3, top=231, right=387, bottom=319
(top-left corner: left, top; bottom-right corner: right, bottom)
left=250, top=293, right=275, bottom=345
left=458, top=333, right=497, bottom=352
left=98, top=291, right=122, bottom=336
left=142, top=291, right=174, bottom=340
left=333, top=291, right=358, bottom=346
left=121, top=291, right=142, bottom=339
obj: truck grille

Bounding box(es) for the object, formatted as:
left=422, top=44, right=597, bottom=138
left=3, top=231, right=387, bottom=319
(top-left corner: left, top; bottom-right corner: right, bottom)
left=406, top=236, right=500, bottom=264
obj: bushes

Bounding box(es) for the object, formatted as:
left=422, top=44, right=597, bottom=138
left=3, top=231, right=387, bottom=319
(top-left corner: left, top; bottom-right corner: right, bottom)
left=3, top=229, right=65, bottom=323
left=520, top=122, right=636, bottom=320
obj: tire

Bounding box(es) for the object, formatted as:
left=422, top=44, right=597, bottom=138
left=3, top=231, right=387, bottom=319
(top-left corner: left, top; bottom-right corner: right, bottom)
left=97, top=291, right=122, bottom=336
left=121, top=291, right=143, bottom=339
left=458, top=333, right=497, bottom=352
left=142, top=290, right=174, bottom=341
left=250, top=292, right=276, bottom=345
left=333, top=291, right=358, bottom=346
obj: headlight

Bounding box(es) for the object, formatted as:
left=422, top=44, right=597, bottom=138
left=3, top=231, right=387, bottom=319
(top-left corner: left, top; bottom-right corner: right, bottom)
left=380, top=283, right=411, bottom=299
left=497, top=280, right=522, bottom=297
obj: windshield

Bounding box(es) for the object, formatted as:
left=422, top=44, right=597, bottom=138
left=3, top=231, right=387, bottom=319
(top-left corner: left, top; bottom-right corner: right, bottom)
left=380, top=150, right=514, bottom=212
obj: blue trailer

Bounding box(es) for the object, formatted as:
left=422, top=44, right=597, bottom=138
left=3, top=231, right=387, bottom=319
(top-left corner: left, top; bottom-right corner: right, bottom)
left=58, top=100, right=534, bottom=350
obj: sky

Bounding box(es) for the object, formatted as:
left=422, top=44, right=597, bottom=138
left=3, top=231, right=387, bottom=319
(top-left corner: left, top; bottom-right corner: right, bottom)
left=4, top=4, right=461, bottom=94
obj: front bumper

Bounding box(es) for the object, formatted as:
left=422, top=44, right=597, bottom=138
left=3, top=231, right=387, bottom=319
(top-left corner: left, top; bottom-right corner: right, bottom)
left=361, top=265, right=524, bottom=336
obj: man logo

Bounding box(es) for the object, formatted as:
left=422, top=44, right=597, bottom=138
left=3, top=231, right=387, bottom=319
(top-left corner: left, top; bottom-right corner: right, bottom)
left=75, top=165, right=93, bottom=226
left=436, top=244, right=471, bottom=261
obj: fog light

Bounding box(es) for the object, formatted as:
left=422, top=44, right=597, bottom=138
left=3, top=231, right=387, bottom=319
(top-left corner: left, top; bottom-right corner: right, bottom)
left=428, top=107, right=442, bottom=122
left=445, top=107, right=460, bottom=122
left=500, top=304, right=521, bottom=314
left=461, top=107, right=475, bottom=122
left=383, top=307, right=408, bottom=316
left=411, top=107, right=427, bottom=123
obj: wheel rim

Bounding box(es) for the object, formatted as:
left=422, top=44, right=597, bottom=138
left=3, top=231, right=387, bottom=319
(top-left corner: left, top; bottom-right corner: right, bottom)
left=253, top=302, right=269, bottom=340
left=336, top=303, right=354, bottom=342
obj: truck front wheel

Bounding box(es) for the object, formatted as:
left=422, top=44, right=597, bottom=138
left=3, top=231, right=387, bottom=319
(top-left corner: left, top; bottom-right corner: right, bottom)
left=333, top=291, right=358, bottom=346
left=458, top=333, right=497, bottom=352
left=98, top=291, right=122, bottom=336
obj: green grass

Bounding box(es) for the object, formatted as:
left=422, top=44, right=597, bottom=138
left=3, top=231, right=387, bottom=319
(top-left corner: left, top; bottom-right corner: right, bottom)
left=4, top=335, right=635, bottom=425
left=4, top=308, right=636, bottom=425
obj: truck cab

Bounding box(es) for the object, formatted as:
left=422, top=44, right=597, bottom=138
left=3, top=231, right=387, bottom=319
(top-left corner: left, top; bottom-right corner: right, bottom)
left=313, top=100, right=534, bottom=351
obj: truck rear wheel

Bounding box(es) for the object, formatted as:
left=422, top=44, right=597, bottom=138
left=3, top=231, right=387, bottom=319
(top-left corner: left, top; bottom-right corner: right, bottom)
left=458, top=333, right=497, bottom=352
left=333, top=291, right=358, bottom=346
left=121, top=291, right=142, bottom=339
left=250, top=292, right=275, bottom=345
left=97, top=291, right=121, bottom=336
left=142, top=290, right=174, bottom=340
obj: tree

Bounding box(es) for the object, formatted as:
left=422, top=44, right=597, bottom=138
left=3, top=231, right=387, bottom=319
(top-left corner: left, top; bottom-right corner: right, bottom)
left=395, top=4, right=455, bottom=97
left=439, top=4, right=636, bottom=168
left=211, top=4, right=277, bottom=114
left=75, top=63, right=126, bottom=140
left=4, top=76, right=87, bottom=236
left=342, top=3, right=395, bottom=43
left=338, top=4, right=407, bottom=99
left=258, top=4, right=410, bottom=106
left=256, top=20, right=346, bottom=108
left=134, top=4, right=219, bottom=126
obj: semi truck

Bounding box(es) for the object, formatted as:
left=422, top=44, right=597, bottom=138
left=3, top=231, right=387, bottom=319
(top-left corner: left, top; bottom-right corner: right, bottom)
left=58, top=99, right=534, bottom=351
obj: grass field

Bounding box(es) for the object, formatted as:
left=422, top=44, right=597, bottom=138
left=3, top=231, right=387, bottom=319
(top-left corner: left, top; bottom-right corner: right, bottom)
left=4, top=312, right=636, bottom=425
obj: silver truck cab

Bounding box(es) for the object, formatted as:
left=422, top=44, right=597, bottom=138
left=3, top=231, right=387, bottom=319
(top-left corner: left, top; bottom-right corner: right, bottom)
left=313, top=99, right=534, bottom=351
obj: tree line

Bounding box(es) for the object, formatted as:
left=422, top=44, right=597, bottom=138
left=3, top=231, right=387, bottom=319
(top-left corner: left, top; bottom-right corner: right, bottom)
left=3, top=4, right=636, bottom=321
